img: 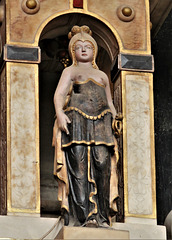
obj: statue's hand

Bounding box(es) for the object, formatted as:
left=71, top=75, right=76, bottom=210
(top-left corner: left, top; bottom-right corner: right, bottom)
left=56, top=112, right=71, bottom=135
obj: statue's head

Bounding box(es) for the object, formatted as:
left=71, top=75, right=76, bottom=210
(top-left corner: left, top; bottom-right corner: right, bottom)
left=68, top=25, right=98, bottom=69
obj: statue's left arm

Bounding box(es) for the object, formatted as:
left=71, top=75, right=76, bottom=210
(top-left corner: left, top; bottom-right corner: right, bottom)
left=103, top=74, right=117, bottom=119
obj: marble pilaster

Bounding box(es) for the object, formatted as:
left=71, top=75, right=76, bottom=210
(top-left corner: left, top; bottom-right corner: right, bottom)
left=7, top=62, right=40, bottom=215
left=122, top=71, right=156, bottom=222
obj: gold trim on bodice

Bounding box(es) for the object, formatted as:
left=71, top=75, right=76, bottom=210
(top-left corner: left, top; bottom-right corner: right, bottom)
left=74, top=78, right=105, bottom=88
left=64, top=107, right=112, bottom=120
left=62, top=140, right=114, bottom=148
left=64, top=78, right=110, bottom=119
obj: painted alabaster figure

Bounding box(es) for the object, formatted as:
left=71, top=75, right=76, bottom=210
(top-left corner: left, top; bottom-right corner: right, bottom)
left=53, top=26, right=119, bottom=227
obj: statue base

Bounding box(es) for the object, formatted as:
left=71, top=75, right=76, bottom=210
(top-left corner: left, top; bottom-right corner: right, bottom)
left=0, top=215, right=166, bottom=239
left=55, top=226, right=130, bottom=239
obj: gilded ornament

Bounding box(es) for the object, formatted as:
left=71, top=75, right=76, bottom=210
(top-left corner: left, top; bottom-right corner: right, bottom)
left=26, top=0, right=37, bottom=9
left=117, top=5, right=135, bottom=22
left=21, top=0, right=40, bottom=14
left=122, top=7, right=132, bottom=17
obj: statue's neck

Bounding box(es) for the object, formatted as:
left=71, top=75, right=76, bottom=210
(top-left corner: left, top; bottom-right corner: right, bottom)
left=77, top=61, right=93, bottom=68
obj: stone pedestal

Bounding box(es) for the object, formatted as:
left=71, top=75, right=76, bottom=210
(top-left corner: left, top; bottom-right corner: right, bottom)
left=112, top=222, right=166, bottom=240
left=0, top=216, right=166, bottom=239
left=55, top=226, right=129, bottom=239
left=0, top=215, right=63, bottom=240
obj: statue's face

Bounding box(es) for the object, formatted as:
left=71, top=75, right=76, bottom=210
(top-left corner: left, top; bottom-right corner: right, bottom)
left=74, top=41, right=93, bottom=63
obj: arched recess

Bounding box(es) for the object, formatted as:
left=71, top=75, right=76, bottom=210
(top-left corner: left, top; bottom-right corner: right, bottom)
left=38, top=13, right=122, bottom=219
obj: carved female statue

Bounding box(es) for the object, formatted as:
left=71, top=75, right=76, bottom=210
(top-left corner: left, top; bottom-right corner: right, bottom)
left=53, top=25, right=119, bottom=227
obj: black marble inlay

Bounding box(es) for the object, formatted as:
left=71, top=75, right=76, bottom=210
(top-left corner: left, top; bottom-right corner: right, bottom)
left=4, top=45, right=40, bottom=62
left=119, top=54, right=154, bottom=71
left=111, top=54, right=154, bottom=82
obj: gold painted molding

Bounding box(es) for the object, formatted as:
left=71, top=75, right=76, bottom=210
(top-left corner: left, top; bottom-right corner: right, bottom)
left=69, top=0, right=73, bottom=9
left=145, top=0, right=151, bottom=54
left=34, top=9, right=123, bottom=52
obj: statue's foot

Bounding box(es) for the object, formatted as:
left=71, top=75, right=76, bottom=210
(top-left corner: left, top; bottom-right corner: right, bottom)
left=85, top=219, right=98, bottom=228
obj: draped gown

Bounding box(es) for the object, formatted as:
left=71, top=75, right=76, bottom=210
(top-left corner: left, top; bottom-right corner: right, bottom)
left=53, top=78, right=119, bottom=226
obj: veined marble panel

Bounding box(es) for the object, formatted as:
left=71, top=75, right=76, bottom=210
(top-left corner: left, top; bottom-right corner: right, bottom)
left=125, top=75, right=152, bottom=215
left=9, top=64, right=39, bottom=211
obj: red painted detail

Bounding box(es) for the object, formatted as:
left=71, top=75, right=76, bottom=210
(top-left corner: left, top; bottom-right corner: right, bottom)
left=73, top=0, right=83, bottom=8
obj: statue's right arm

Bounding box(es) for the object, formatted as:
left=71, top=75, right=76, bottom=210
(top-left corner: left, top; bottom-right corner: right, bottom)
left=54, top=67, right=72, bottom=135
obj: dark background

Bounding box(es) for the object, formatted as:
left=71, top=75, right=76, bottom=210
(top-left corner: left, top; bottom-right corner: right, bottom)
left=152, top=9, right=172, bottom=225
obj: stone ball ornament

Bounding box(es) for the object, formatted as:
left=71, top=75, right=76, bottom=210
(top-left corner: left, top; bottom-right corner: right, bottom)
left=122, top=7, right=132, bottom=17
left=26, top=0, right=37, bottom=9
left=117, top=5, right=135, bottom=22
left=21, top=0, right=40, bottom=14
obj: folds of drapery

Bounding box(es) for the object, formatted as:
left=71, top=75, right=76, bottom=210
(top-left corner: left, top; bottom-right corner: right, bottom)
left=52, top=119, right=119, bottom=215
left=52, top=119, right=69, bottom=213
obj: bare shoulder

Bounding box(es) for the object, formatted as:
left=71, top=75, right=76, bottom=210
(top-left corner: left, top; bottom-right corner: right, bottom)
left=62, top=65, right=77, bottom=79
left=97, top=69, right=109, bottom=85
left=62, top=65, right=73, bottom=75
